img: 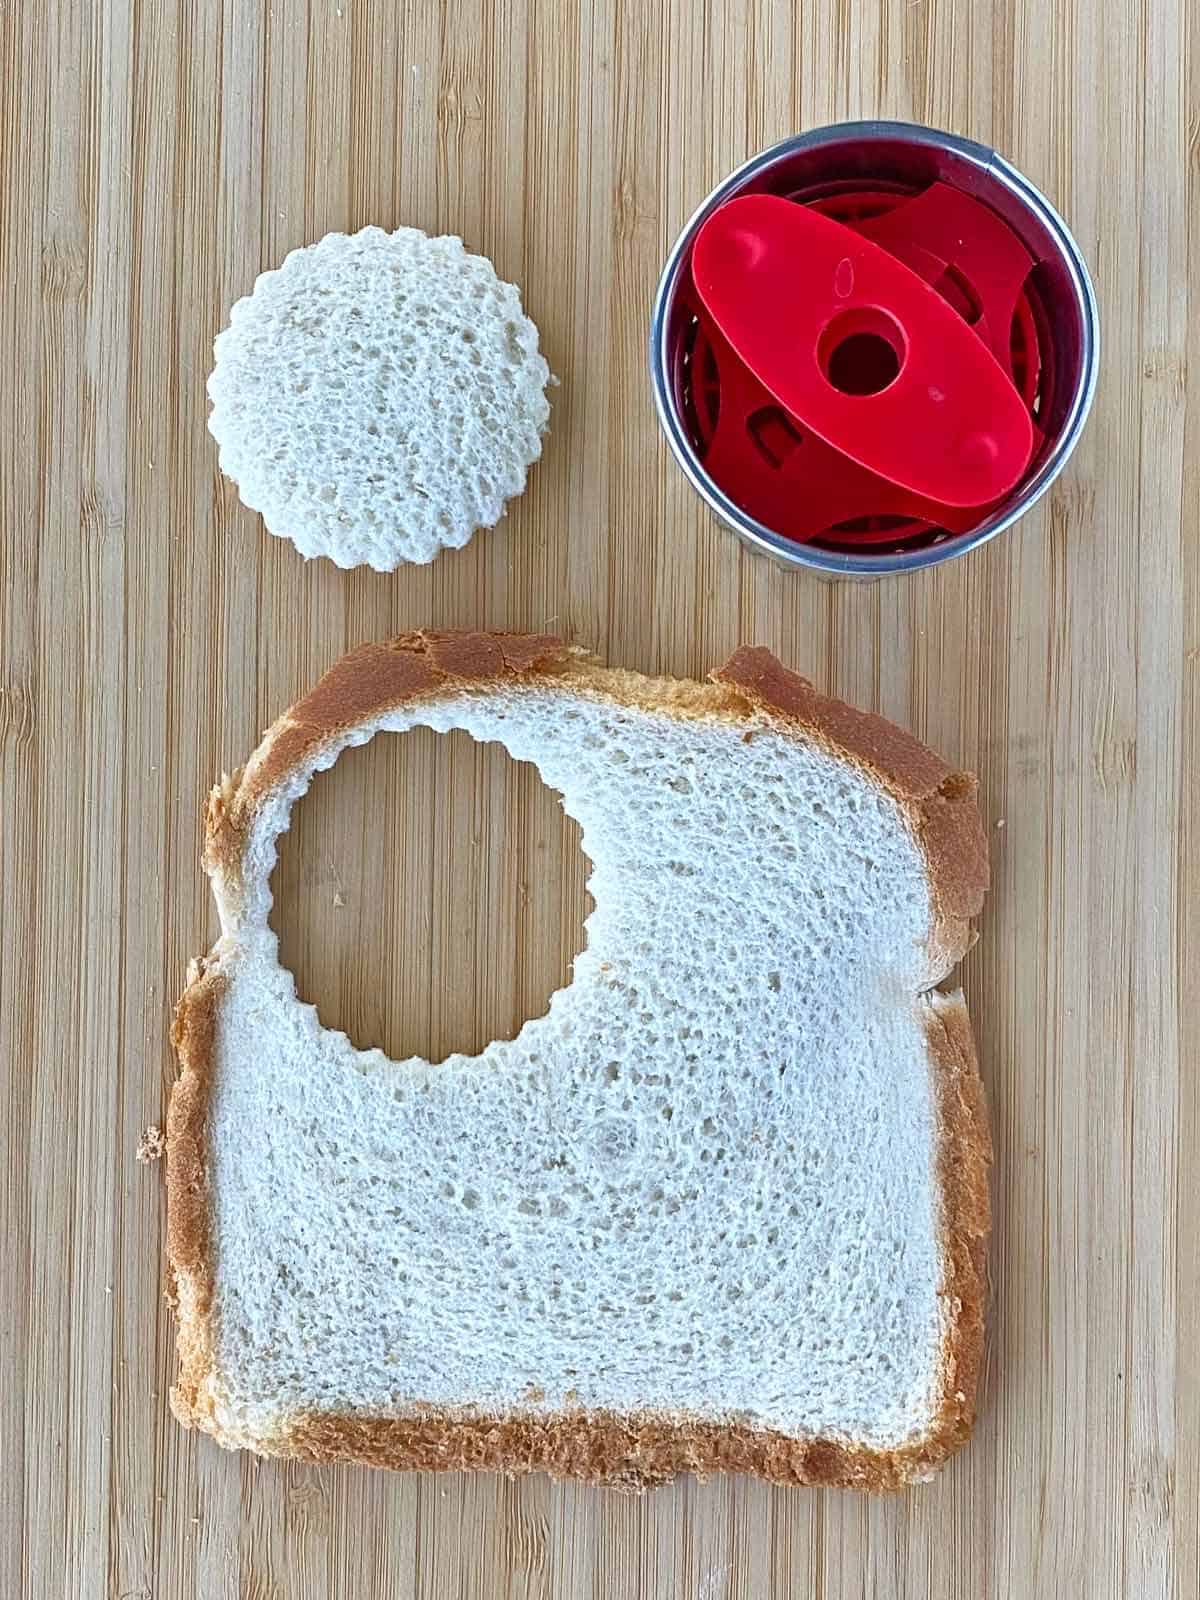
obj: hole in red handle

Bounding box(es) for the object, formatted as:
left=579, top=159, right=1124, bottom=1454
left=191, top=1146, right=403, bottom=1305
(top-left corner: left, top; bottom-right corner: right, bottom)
left=818, top=307, right=906, bottom=396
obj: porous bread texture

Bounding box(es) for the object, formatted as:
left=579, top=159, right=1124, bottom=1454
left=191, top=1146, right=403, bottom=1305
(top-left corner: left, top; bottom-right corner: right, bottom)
left=207, top=228, right=550, bottom=570
left=168, top=633, right=990, bottom=1490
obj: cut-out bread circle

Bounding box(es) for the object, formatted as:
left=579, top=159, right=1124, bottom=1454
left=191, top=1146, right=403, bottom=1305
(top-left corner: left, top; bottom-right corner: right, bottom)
left=207, top=228, right=551, bottom=570
left=169, top=631, right=990, bottom=1488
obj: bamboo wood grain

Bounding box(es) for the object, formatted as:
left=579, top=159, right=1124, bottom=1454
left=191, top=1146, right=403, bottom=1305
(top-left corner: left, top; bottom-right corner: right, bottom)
left=1, top=0, right=1196, bottom=1595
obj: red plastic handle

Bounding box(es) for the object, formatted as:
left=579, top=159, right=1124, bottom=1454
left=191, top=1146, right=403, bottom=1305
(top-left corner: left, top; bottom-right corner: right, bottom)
left=691, top=194, right=1035, bottom=509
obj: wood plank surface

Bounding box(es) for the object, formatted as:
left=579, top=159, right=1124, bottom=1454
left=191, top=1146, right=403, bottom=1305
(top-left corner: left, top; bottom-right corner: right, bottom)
left=2, top=0, right=1196, bottom=1595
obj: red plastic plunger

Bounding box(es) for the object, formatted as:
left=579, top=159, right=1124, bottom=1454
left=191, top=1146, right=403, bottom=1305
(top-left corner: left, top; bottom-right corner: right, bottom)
left=682, top=181, right=1045, bottom=550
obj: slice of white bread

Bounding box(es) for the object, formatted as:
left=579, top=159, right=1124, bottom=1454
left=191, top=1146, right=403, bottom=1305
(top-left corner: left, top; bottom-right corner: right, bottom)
left=167, top=631, right=990, bottom=1489
left=207, top=228, right=550, bottom=570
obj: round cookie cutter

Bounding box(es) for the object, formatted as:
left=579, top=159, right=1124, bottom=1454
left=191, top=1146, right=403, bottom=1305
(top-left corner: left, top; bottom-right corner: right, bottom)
left=650, top=121, right=1099, bottom=578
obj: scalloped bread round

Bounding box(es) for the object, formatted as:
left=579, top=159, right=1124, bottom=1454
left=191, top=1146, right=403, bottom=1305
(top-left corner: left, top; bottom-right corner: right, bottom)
left=207, top=229, right=551, bottom=570
left=167, top=632, right=991, bottom=1490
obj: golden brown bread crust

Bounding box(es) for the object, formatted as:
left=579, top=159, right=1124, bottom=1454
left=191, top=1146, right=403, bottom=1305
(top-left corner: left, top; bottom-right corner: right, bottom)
left=166, top=958, right=225, bottom=1430
left=205, top=631, right=567, bottom=880
left=922, top=993, right=992, bottom=1461
left=280, top=1373, right=970, bottom=1489
left=714, top=647, right=988, bottom=975
left=167, top=629, right=991, bottom=1488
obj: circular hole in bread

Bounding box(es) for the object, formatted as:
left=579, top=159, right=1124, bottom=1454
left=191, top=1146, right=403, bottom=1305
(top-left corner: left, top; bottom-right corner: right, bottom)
left=271, top=725, right=589, bottom=1062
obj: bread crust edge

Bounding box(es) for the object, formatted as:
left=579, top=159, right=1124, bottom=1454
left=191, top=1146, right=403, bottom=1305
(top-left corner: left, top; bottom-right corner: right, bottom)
left=166, top=629, right=991, bottom=1489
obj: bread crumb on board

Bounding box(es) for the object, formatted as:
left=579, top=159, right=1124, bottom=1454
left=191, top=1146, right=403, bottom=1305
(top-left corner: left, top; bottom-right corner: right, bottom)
left=136, top=1125, right=165, bottom=1163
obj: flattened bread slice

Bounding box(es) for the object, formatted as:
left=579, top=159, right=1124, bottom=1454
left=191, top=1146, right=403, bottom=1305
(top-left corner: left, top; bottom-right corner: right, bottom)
left=167, top=631, right=990, bottom=1489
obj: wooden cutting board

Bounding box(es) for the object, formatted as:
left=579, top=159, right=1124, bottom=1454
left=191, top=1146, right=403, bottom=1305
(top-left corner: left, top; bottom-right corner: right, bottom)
left=3, top=1, right=1196, bottom=1595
